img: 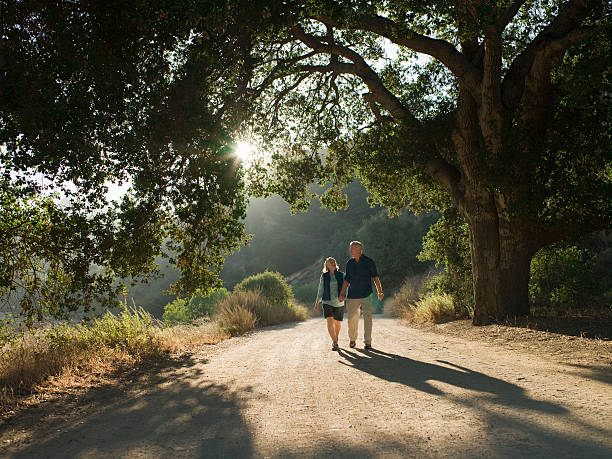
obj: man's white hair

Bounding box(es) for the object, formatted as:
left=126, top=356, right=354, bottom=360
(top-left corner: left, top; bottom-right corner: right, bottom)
left=349, top=241, right=363, bottom=249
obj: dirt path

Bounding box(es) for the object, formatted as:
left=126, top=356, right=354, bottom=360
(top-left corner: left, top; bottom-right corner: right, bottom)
left=1, top=316, right=611, bottom=458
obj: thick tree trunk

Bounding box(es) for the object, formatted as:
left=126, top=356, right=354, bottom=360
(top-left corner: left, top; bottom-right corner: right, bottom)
left=468, top=211, right=534, bottom=325
left=451, top=79, right=537, bottom=325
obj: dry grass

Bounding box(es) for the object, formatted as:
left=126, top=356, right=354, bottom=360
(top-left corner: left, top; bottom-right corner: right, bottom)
left=0, top=288, right=311, bottom=416
left=387, top=275, right=456, bottom=324
left=0, top=306, right=227, bottom=415
left=385, top=275, right=426, bottom=317
left=155, top=317, right=228, bottom=352
left=215, top=290, right=309, bottom=336
left=397, top=293, right=456, bottom=324
left=215, top=293, right=259, bottom=336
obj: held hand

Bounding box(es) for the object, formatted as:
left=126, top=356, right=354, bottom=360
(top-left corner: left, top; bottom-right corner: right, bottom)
left=314, top=301, right=319, bottom=313
left=377, top=291, right=384, bottom=301
left=339, top=294, right=346, bottom=302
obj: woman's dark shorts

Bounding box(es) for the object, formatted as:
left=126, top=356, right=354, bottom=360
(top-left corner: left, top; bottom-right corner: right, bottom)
left=322, top=304, right=345, bottom=321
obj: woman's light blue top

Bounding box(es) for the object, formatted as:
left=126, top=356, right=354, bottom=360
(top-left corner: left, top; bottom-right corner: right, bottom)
left=316, top=272, right=345, bottom=307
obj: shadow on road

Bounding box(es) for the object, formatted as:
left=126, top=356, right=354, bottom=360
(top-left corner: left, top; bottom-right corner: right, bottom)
left=2, top=355, right=254, bottom=458
left=337, top=347, right=612, bottom=458
left=565, top=362, right=612, bottom=385
left=338, top=347, right=564, bottom=413
left=503, top=314, right=612, bottom=340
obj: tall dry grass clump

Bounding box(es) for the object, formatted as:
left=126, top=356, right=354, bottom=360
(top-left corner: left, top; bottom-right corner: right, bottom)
left=385, top=275, right=426, bottom=317
left=155, top=317, right=228, bottom=352
left=215, top=290, right=260, bottom=336
left=215, top=288, right=309, bottom=336
left=0, top=305, right=226, bottom=414
left=399, top=293, right=456, bottom=324
left=388, top=276, right=457, bottom=324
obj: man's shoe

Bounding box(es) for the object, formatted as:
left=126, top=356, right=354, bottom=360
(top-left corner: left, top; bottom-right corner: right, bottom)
left=332, top=342, right=339, bottom=351
left=364, top=344, right=372, bottom=350
left=349, top=341, right=356, bottom=348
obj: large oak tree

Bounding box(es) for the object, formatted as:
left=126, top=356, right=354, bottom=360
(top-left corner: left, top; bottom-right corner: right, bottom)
left=245, top=0, right=611, bottom=324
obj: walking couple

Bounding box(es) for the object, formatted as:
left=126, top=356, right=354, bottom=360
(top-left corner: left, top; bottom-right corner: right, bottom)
left=314, top=241, right=384, bottom=351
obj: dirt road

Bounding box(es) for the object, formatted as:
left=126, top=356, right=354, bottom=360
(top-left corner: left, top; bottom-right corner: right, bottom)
left=1, top=317, right=611, bottom=458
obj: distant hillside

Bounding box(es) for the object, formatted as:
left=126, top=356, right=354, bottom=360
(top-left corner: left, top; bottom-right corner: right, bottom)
left=221, top=180, right=438, bottom=293
left=125, top=180, right=438, bottom=318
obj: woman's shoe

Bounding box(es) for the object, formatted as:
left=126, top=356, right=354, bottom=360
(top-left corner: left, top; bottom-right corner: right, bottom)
left=332, top=342, right=339, bottom=351
left=349, top=341, right=356, bottom=348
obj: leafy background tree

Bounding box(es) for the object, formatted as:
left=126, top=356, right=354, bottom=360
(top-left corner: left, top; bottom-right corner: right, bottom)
left=1, top=0, right=262, bottom=331
left=162, top=288, right=229, bottom=325
left=221, top=180, right=436, bottom=298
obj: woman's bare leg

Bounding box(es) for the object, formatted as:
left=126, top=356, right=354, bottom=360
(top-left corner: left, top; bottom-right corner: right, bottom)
left=326, top=317, right=337, bottom=342
left=334, top=320, right=341, bottom=342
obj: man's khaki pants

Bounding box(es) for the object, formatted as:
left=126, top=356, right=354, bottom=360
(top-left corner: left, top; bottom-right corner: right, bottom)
left=345, top=295, right=373, bottom=345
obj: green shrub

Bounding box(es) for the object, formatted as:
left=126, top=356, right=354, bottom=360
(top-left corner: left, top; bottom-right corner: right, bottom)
left=188, top=288, right=230, bottom=317
left=162, top=298, right=191, bottom=325
left=418, top=208, right=474, bottom=318
left=291, top=281, right=319, bottom=306
left=162, top=288, right=229, bottom=325
left=234, top=271, right=294, bottom=308
left=220, top=274, right=308, bottom=329
left=529, top=244, right=600, bottom=312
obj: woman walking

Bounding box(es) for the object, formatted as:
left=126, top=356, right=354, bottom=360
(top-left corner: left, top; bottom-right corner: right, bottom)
left=314, top=257, right=345, bottom=351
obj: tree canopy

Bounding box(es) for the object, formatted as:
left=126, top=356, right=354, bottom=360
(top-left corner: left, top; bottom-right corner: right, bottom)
left=1, top=1, right=259, bottom=327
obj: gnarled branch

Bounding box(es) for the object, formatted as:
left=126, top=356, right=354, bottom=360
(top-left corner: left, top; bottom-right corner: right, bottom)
left=502, top=0, right=593, bottom=110
left=290, top=24, right=464, bottom=200
left=310, top=13, right=482, bottom=99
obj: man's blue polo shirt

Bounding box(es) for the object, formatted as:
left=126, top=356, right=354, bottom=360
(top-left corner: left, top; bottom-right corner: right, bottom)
left=345, top=254, right=378, bottom=299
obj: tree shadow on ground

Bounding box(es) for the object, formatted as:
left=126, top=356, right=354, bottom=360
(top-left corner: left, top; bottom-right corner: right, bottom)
left=337, top=347, right=612, bottom=458
left=565, top=363, right=612, bottom=385
left=503, top=314, right=612, bottom=340
left=1, top=355, right=254, bottom=458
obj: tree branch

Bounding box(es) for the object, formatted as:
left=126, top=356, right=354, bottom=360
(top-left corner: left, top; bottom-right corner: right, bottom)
left=497, top=0, right=528, bottom=31
left=290, top=24, right=417, bottom=123
left=290, top=24, right=464, bottom=200
left=480, top=27, right=505, bottom=155
left=519, top=27, right=592, bottom=129
left=251, top=50, right=320, bottom=95
left=310, top=13, right=482, bottom=99
left=502, top=0, right=593, bottom=110
left=362, top=92, right=393, bottom=123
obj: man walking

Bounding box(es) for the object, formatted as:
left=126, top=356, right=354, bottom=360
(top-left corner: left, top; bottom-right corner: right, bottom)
left=338, top=241, right=384, bottom=350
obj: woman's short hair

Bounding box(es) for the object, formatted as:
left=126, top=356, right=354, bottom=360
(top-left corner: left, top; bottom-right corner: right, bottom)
left=322, top=257, right=336, bottom=273
left=349, top=240, right=363, bottom=249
